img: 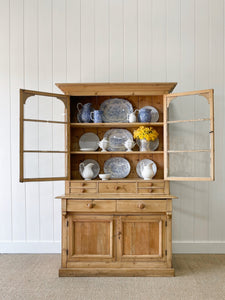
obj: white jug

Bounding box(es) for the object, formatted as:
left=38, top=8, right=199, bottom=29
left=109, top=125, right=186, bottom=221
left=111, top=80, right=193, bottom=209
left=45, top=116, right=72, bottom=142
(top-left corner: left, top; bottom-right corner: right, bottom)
left=80, top=162, right=95, bottom=180
left=142, top=163, right=154, bottom=180
left=127, top=109, right=139, bottom=123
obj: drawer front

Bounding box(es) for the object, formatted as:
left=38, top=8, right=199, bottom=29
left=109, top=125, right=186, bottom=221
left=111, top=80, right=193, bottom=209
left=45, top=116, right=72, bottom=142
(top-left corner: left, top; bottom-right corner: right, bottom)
left=117, top=200, right=167, bottom=213
left=99, top=182, right=136, bottom=194
left=138, top=182, right=164, bottom=188
left=137, top=188, right=165, bottom=194
left=67, top=200, right=116, bottom=212
left=69, top=188, right=97, bottom=194
left=137, top=181, right=165, bottom=194
left=70, top=182, right=97, bottom=188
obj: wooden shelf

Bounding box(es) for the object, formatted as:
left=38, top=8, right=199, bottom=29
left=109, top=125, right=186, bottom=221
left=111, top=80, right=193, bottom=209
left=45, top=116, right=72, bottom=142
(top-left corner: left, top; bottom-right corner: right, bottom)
left=70, top=122, right=163, bottom=128
left=70, top=151, right=164, bottom=155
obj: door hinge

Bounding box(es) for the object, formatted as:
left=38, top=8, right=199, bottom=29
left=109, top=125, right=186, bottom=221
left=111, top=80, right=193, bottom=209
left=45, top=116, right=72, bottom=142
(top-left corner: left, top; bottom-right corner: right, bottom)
left=165, top=250, right=167, bottom=256
left=66, top=249, right=68, bottom=255
left=165, top=221, right=167, bottom=227
left=66, top=220, right=69, bottom=227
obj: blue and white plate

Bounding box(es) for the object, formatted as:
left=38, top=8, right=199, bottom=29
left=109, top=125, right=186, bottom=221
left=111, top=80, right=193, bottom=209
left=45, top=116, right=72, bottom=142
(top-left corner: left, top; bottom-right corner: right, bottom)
left=104, top=129, right=133, bottom=151
left=100, top=98, right=133, bottom=123
left=136, top=159, right=157, bottom=179
left=138, top=106, right=159, bottom=122
left=104, top=157, right=130, bottom=179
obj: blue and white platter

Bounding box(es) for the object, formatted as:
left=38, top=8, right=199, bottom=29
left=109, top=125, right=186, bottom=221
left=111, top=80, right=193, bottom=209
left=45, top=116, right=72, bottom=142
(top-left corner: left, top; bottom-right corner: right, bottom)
left=136, top=159, right=157, bottom=179
left=100, top=98, right=133, bottom=123
left=104, top=157, right=130, bottom=179
left=104, top=129, right=133, bottom=151
left=138, top=106, right=159, bottom=122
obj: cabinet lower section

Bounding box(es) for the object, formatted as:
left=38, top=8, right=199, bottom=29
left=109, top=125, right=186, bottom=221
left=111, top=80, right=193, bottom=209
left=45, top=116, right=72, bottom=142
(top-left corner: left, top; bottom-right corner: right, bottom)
left=60, top=197, right=174, bottom=277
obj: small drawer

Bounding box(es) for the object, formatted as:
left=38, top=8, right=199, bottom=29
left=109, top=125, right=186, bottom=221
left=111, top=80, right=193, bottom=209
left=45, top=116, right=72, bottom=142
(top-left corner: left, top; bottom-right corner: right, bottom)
left=70, top=182, right=97, bottom=189
left=99, top=182, right=136, bottom=194
left=138, top=181, right=165, bottom=188
left=67, top=200, right=116, bottom=212
left=69, top=188, right=97, bottom=194
left=138, top=188, right=165, bottom=194
left=117, top=200, right=167, bottom=213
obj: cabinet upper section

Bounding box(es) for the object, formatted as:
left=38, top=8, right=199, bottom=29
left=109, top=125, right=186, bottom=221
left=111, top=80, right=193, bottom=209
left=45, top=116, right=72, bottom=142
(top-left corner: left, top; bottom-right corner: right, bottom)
left=19, top=84, right=214, bottom=184
left=56, top=82, right=177, bottom=96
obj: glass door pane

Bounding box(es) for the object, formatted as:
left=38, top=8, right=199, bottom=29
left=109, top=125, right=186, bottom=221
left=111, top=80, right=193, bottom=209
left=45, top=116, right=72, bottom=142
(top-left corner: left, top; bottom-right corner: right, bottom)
left=20, top=89, right=69, bottom=182
left=164, top=90, right=214, bottom=181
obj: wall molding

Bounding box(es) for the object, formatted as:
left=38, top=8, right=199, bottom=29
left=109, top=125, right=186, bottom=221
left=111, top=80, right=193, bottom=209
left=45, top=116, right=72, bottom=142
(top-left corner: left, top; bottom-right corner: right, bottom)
left=173, top=241, right=225, bottom=254
left=0, top=241, right=61, bottom=253
left=0, top=241, right=225, bottom=254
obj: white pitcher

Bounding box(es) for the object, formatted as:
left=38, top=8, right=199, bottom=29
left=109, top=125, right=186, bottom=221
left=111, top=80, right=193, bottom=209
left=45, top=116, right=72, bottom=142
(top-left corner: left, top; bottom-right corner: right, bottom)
left=142, top=163, right=154, bottom=180
left=80, top=162, right=95, bottom=180
left=127, top=109, right=139, bottom=123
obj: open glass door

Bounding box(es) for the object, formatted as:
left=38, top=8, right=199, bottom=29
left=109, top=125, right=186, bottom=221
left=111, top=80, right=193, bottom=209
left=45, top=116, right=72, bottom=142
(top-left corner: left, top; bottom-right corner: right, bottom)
left=20, top=89, right=70, bottom=182
left=164, top=89, right=214, bottom=181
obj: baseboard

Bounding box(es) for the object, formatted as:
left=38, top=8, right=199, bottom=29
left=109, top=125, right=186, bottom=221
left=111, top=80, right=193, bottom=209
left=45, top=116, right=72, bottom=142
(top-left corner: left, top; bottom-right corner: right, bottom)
left=173, top=241, right=225, bottom=254
left=1, top=241, right=225, bottom=254
left=0, top=241, right=61, bottom=253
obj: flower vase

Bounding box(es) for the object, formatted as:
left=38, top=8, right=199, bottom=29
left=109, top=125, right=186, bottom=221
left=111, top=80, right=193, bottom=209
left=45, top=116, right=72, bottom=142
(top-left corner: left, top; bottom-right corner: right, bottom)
left=138, top=139, right=150, bottom=152
left=137, top=138, right=159, bottom=152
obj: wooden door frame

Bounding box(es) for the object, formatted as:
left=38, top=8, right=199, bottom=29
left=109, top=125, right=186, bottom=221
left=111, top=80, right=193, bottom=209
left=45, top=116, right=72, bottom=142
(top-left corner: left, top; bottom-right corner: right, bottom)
left=20, top=89, right=70, bottom=182
left=164, top=89, right=214, bottom=181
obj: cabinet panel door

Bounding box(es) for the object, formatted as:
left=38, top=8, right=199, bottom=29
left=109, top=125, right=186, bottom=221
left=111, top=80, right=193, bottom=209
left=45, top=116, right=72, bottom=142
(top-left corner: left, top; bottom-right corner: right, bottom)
left=20, top=89, right=70, bottom=182
left=164, top=89, right=214, bottom=181
left=68, top=215, right=115, bottom=262
left=117, top=216, right=166, bottom=261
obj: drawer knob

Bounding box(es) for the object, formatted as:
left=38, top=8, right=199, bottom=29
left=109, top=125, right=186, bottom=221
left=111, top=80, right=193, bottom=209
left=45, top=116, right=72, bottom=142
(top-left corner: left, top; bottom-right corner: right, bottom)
left=82, top=183, right=85, bottom=187
left=149, top=183, right=153, bottom=187
left=81, top=189, right=85, bottom=193
left=138, top=203, right=145, bottom=209
left=115, top=186, right=120, bottom=190
left=149, top=189, right=152, bottom=193
left=87, top=203, right=94, bottom=209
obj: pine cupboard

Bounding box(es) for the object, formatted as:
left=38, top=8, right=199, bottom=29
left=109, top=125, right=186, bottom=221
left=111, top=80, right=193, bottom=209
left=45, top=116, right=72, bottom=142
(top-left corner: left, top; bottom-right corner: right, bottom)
left=20, top=83, right=214, bottom=276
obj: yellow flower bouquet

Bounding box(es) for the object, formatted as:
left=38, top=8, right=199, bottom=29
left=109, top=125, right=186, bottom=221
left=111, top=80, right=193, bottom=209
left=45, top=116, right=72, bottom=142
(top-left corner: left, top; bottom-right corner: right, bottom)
left=133, top=126, right=159, bottom=141
left=133, top=126, right=159, bottom=151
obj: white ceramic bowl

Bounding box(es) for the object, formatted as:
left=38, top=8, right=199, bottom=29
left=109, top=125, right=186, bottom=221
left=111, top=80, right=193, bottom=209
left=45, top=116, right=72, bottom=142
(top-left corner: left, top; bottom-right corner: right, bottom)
left=99, top=173, right=111, bottom=180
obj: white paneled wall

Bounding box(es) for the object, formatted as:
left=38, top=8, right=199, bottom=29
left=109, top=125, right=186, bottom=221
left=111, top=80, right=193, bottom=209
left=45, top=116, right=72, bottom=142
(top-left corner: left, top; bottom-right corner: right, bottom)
left=0, top=0, right=225, bottom=253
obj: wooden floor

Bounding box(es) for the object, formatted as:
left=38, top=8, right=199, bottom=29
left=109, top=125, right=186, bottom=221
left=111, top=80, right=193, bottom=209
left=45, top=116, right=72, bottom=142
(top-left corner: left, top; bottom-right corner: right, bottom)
left=0, top=254, right=225, bottom=300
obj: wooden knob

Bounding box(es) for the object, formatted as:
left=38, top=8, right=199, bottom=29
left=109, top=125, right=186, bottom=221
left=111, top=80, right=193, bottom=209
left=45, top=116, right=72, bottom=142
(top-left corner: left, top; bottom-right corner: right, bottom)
left=82, top=183, right=85, bottom=187
left=81, top=189, right=85, bottom=193
left=149, top=189, right=152, bottom=193
left=87, top=203, right=94, bottom=209
left=149, top=183, right=153, bottom=187
left=138, top=203, right=145, bottom=209
left=115, top=186, right=120, bottom=190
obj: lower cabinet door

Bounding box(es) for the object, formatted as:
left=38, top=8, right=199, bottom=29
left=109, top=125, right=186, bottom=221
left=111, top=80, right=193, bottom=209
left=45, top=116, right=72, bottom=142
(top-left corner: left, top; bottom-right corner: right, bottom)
left=117, top=215, right=166, bottom=262
left=67, top=215, right=115, bottom=262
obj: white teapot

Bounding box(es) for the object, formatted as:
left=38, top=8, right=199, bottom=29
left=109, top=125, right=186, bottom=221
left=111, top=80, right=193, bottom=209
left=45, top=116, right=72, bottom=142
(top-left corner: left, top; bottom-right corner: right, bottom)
left=142, top=163, right=154, bottom=180
left=98, top=138, right=109, bottom=152
left=127, top=109, right=139, bottom=123
left=124, top=138, right=136, bottom=152
left=80, top=162, right=95, bottom=180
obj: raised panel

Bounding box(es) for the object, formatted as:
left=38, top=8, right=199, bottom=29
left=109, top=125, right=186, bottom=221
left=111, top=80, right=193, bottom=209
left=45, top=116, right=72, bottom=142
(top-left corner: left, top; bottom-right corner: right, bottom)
left=68, top=215, right=115, bottom=262
left=118, top=216, right=165, bottom=261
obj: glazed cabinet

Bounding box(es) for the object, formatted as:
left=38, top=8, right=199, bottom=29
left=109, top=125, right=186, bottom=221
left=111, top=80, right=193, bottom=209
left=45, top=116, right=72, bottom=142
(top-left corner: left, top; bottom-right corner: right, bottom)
left=19, top=83, right=214, bottom=277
